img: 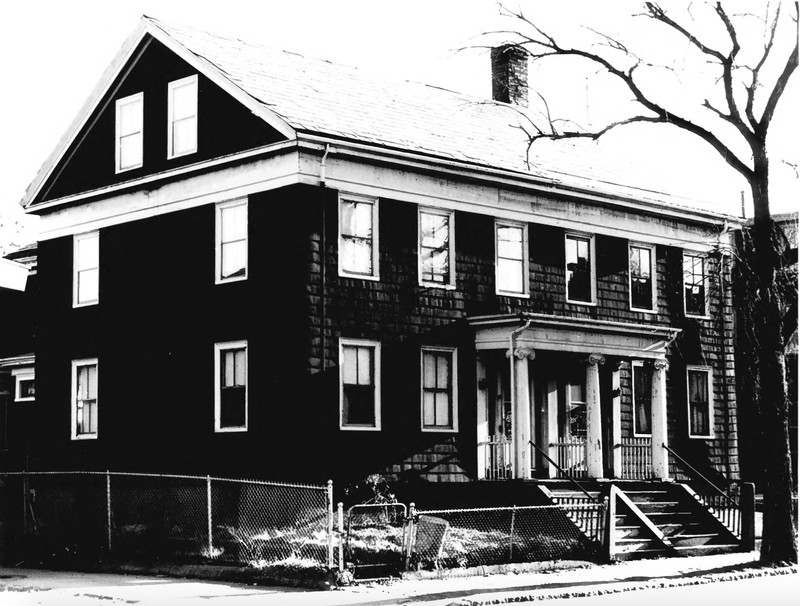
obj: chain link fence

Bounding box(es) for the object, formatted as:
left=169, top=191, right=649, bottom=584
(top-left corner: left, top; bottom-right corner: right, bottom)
left=405, top=503, right=606, bottom=570
left=0, top=471, right=333, bottom=571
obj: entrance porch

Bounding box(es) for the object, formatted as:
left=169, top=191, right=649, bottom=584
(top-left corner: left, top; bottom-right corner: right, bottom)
left=471, top=314, right=679, bottom=482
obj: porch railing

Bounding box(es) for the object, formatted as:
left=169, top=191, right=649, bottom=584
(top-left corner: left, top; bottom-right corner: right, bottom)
left=550, top=439, right=587, bottom=479
left=478, top=435, right=513, bottom=480
left=620, top=437, right=653, bottom=480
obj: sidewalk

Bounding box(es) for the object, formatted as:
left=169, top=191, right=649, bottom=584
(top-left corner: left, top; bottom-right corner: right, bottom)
left=0, top=551, right=797, bottom=606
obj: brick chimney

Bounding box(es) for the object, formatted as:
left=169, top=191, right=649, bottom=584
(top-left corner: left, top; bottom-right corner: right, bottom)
left=490, top=45, right=528, bottom=107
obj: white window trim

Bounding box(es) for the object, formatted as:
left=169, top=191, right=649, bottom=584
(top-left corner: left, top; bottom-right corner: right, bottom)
left=338, top=194, right=380, bottom=281
left=418, top=207, right=456, bottom=289
left=214, top=340, right=248, bottom=433
left=71, top=358, right=98, bottom=441
left=495, top=219, right=529, bottom=297
left=631, top=361, right=652, bottom=438
left=73, top=231, right=99, bottom=308
left=686, top=365, right=714, bottom=439
left=339, top=338, right=381, bottom=431
left=683, top=251, right=710, bottom=319
left=565, top=231, right=597, bottom=305
left=115, top=92, right=144, bottom=173
left=420, top=346, right=459, bottom=433
left=215, top=198, right=248, bottom=285
left=167, top=74, right=198, bottom=159
left=12, top=369, right=35, bottom=402
left=629, top=242, right=658, bottom=314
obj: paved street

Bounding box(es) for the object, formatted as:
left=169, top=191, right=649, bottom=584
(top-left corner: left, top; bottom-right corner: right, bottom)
left=0, top=551, right=797, bottom=606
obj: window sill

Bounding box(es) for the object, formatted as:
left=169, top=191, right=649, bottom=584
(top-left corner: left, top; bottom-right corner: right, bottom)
left=215, top=427, right=248, bottom=433
left=688, top=434, right=714, bottom=440
left=566, top=299, right=597, bottom=307
left=421, top=427, right=458, bottom=433
left=115, top=164, right=142, bottom=175
left=685, top=314, right=711, bottom=320
left=339, top=271, right=381, bottom=282
left=339, top=425, right=381, bottom=432
left=631, top=307, right=658, bottom=314
left=14, top=397, right=35, bottom=403
left=73, top=301, right=99, bottom=309
left=632, top=432, right=653, bottom=439
left=419, top=281, right=456, bottom=290
left=168, top=148, right=197, bottom=160
left=496, top=290, right=530, bottom=299
left=215, top=275, right=248, bottom=285
left=71, top=434, right=98, bottom=441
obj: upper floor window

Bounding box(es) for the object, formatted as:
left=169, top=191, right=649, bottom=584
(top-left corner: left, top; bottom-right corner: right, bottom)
left=339, top=339, right=381, bottom=430
left=72, top=358, right=98, bottom=440
left=339, top=195, right=379, bottom=280
left=565, top=232, right=595, bottom=304
left=74, top=231, right=99, bottom=307
left=115, top=92, right=143, bottom=173
left=216, top=199, right=248, bottom=283
left=683, top=252, right=708, bottom=317
left=687, top=366, right=713, bottom=438
left=214, top=341, right=248, bottom=432
left=629, top=243, right=656, bottom=312
left=13, top=369, right=35, bottom=402
left=421, top=347, right=458, bottom=432
left=495, top=220, right=528, bottom=296
left=419, top=208, right=455, bottom=287
left=632, top=361, right=652, bottom=436
left=167, top=75, right=198, bottom=159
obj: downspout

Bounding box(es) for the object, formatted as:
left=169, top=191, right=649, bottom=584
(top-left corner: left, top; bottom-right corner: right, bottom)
left=717, top=220, right=732, bottom=481
left=509, top=318, right=533, bottom=477
left=320, top=144, right=331, bottom=372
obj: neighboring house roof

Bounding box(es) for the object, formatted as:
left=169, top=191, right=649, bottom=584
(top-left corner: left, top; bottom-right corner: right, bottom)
left=0, top=257, right=28, bottom=292
left=22, top=16, right=739, bottom=220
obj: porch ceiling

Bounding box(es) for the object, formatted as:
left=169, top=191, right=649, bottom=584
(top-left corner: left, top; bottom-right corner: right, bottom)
left=469, top=313, right=679, bottom=359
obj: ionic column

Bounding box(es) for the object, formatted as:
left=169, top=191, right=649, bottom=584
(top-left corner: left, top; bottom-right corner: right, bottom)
left=651, top=358, right=670, bottom=480
left=509, top=347, right=535, bottom=480
left=585, top=353, right=605, bottom=478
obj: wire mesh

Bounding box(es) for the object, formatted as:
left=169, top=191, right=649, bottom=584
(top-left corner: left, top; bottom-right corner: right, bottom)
left=410, top=504, right=604, bottom=569
left=0, top=472, right=331, bottom=570
left=344, top=503, right=407, bottom=570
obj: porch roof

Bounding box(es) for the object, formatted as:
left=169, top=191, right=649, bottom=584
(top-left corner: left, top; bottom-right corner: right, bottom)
left=468, top=313, right=680, bottom=359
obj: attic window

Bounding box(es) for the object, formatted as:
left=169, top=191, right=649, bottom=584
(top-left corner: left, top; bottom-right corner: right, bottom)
left=115, top=92, right=143, bottom=172
left=168, top=75, right=198, bottom=159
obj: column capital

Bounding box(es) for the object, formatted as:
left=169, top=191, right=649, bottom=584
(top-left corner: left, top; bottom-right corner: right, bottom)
left=653, top=358, right=669, bottom=371
left=507, top=347, right=536, bottom=360
left=587, top=353, right=606, bottom=366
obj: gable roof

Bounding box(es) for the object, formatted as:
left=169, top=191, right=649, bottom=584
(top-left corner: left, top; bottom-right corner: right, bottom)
left=22, top=16, right=736, bottom=219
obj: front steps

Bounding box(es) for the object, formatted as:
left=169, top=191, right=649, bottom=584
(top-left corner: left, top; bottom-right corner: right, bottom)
left=541, top=481, right=742, bottom=561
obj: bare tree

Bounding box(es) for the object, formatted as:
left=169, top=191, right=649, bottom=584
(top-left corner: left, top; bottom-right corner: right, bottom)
left=490, top=1, right=797, bottom=563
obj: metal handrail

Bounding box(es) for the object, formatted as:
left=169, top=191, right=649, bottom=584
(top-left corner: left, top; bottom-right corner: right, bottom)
left=662, top=443, right=738, bottom=508
left=529, top=440, right=600, bottom=503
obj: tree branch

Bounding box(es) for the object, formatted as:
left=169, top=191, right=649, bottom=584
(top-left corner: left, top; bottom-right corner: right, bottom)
left=758, top=10, right=799, bottom=133
left=745, top=3, right=781, bottom=129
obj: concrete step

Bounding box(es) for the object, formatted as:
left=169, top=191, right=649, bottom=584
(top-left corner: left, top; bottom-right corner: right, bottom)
left=669, top=532, right=725, bottom=548
left=673, top=543, right=741, bottom=557
left=614, top=537, right=663, bottom=553
left=656, top=521, right=707, bottom=536
left=633, top=500, right=682, bottom=512
left=613, top=547, right=671, bottom=561
left=624, top=490, right=673, bottom=502
left=614, top=524, right=648, bottom=539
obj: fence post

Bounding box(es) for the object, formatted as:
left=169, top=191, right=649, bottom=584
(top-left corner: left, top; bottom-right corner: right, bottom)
left=326, top=480, right=334, bottom=569
left=740, top=482, right=756, bottom=551
left=21, top=471, right=27, bottom=533
left=509, top=505, right=517, bottom=561
left=106, top=471, right=112, bottom=553
left=206, top=475, right=213, bottom=558
left=604, top=488, right=617, bottom=562
left=403, top=502, right=416, bottom=571
left=337, top=502, right=344, bottom=572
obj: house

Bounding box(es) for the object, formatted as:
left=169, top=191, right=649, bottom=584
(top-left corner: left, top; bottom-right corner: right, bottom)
left=17, top=17, right=741, bottom=508
left=0, top=244, right=37, bottom=466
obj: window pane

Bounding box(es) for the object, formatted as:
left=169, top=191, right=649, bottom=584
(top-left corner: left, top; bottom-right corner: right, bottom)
left=436, top=354, right=450, bottom=389
left=498, top=257, right=523, bottom=293
left=421, top=248, right=448, bottom=282
left=423, top=352, right=436, bottom=389
left=77, top=235, right=99, bottom=270
left=421, top=213, right=448, bottom=248
left=119, top=99, right=142, bottom=135
left=78, top=268, right=99, bottom=304
left=423, top=392, right=435, bottom=425
left=221, top=204, right=247, bottom=242
left=220, top=387, right=246, bottom=428
left=342, top=201, right=372, bottom=238
left=633, top=365, right=652, bottom=434
left=435, top=392, right=450, bottom=426
left=172, top=82, right=196, bottom=120
left=119, top=133, right=142, bottom=169
left=221, top=240, right=247, bottom=279
left=342, top=238, right=372, bottom=274
left=87, top=365, right=97, bottom=399
left=357, top=347, right=372, bottom=385
left=343, top=385, right=375, bottom=425
left=234, top=349, right=246, bottom=386
left=223, top=351, right=235, bottom=387
left=172, top=117, right=197, bottom=155
left=497, top=226, right=523, bottom=260
left=19, top=380, right=35, bottom=399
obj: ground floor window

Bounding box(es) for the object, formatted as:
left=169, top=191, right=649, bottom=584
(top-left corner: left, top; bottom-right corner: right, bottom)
left=214, top=341, right=248, bottom=432
left=632, top=361, right=652, bottom=436
left=340, top=339, right=381, bottom=430
left=687, top=366, right=713, bottom=438
left=421, top=347, right=457, bottom=431
left=72, top=358, right=98, bottom=439
left=564, top=371, right=587, bottom=439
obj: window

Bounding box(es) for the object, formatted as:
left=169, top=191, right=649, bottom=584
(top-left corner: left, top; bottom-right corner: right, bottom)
left=495, top=220, right=528, bottom=296
left=566, top=379, right=587, bottom=439
left=419, top=208, right=455, bottom=287
left=167, top=75, right=198, bottom=158
left=216, top=199, right=247, bottom=283
left=629, top=243, right=656, bottom=311
left=683, top=252, right=708, bottom=316
left=115, top=92, right=143, bottom=172
left=687, top=366, right=713, bottom=438
left=421, top=348, right=458, bottom=432
left=71, top=359, right=98, bottom=440
left=565, top=233, right=595, bottom=304
left=214, top=341, right=248, bottom=432
left=339, top=195, right=379, bottom=279
left=632, top=362, right=652, bottom=436
left=339, top=339, right=380, bottom=430
left=74, top=231, right=99, bottom=307
left=13, top=369, right=35, bottom=402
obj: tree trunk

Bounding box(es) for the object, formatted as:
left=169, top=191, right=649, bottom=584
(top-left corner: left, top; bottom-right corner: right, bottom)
left=751, top=151, right=798, bottom=564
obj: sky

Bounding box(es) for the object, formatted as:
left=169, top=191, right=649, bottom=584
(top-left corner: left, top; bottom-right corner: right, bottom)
left=0, top=1, right=797, bottom=250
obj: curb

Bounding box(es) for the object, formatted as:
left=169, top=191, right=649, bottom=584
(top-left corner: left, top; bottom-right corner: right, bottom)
left=454, top=565, right=798, bottom=605
left=401, top=560, right=593, bottom=582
